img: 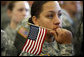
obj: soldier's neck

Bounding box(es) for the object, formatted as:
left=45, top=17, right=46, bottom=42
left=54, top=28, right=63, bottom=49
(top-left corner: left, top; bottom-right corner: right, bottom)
left=10, top=20, right=18, bottom=30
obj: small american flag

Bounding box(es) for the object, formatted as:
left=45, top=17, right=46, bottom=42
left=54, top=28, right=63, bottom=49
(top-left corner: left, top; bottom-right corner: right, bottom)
left=20, top=25, right=47, bottom=55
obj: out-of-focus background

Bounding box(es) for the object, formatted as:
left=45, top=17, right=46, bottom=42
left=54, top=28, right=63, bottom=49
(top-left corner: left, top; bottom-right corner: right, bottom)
left=1, top=1, right=83, bottom=56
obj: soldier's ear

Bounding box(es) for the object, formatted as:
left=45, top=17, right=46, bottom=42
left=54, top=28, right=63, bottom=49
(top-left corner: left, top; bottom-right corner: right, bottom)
left=32, top=16, right=39, bottom=26
left=7, top=9, right=12, bottom=18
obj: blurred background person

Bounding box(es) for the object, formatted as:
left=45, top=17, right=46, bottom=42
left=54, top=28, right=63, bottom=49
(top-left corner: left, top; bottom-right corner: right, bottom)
left=60, top=1, right=82, bottom=21
left=58, top=1, right=83, bottom=56
left=1, top=1, right=10, bottom=30
left=1, top=1, right=31, bottom=56
left=58, top=1, right=74, bottom=33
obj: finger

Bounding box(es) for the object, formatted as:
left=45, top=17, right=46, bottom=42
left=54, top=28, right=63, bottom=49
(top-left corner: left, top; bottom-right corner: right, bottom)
left=49, top=30, right=58, bottom=39
left=56, top=28, right=63, bottom=36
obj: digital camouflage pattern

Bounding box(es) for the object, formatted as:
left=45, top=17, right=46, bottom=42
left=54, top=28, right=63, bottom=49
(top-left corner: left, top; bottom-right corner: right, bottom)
left=16, top=22, right=74, bottom=56
left=1, top=25, right=18, bottom=56
left=20, top=40, right=74, bottom=56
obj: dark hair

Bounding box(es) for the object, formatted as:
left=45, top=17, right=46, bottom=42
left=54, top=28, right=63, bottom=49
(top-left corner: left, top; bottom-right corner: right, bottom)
left=7, top=1, right=17, bottom=11
left=28, top=1, right=48, bottom=24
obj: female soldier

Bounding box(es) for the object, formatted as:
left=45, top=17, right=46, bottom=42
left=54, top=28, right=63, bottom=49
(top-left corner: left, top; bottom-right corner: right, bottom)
left=18, top=1, right=74, bottom=56
left=3, top=1, right=30, bottom=56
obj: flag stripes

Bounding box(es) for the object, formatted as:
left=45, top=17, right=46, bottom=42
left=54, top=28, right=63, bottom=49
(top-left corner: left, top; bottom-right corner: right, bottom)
left=21, top=26, right=47, bottom=55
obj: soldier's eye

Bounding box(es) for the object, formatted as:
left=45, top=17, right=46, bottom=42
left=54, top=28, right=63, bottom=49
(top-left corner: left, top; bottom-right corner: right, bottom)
left=18, top=8, right=24, bottom=12
left=58, top=10, right=62, bottom=18
left=26, top=9, right=29, bottom=12
left=58, top=13, right=62, bottom=18
left=46, top=14, right=54, bottom=19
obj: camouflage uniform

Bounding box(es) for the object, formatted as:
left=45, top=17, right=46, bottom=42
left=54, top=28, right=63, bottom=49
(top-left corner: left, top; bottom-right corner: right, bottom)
left=16, top=22, right=74, bottom=56
left=2, top=25, right=18, bottom=56
left=73, top=19, right=83, bottom=56
left=4, top=19, right=27, bottom=43
left=61, top=9, right=83, bottom=56
left=20, top=40, right=74, bottom=56
left=1, top=30, right=8, bottom=56
left=1, top=17, right=30, bottom=56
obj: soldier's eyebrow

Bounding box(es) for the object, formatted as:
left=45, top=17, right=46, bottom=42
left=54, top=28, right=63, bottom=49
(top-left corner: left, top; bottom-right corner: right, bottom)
left=47, top=10, right=61, bottom=14
left=48, top=11, right=56, bottom=14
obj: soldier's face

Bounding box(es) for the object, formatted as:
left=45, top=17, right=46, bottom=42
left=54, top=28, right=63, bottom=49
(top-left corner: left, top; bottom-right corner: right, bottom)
left=10, top=1, right=30, bottom=23
left=33, top=1, right=62, bottom=30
